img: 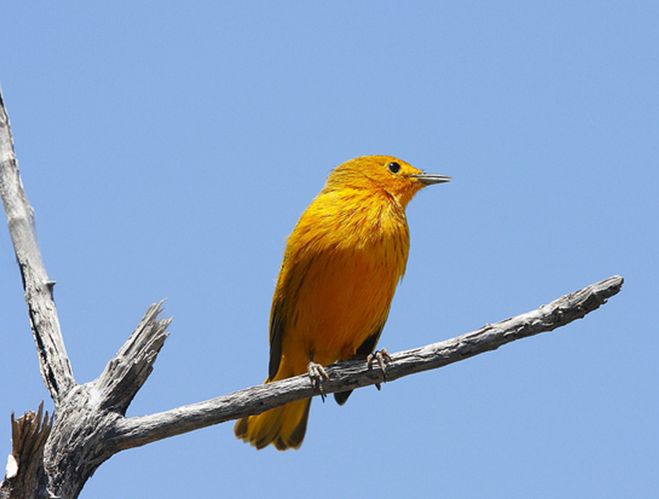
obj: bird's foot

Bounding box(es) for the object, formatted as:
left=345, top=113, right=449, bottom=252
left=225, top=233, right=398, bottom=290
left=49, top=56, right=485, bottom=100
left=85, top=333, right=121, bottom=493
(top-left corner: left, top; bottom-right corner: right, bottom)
left=367, top=348, right=392, bottom=387
left=307, top=361, right=330, bottom=401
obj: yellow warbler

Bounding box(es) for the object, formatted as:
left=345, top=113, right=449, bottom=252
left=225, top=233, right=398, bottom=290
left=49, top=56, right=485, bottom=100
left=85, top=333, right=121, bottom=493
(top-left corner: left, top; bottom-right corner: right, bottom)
left=235, top=155, right=450, bottom=450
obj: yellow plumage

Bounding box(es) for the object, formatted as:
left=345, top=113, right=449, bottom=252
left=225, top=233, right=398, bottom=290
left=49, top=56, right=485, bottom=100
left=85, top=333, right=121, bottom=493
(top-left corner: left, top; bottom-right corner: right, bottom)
left=235, top=155, right=449, bottom=450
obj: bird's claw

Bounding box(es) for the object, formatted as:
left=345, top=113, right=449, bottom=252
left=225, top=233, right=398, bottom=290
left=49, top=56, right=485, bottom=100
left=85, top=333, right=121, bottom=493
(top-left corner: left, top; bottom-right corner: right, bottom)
left=367, top=348, right=392, bottom=382
left=307, top=361, right=329, bottom=401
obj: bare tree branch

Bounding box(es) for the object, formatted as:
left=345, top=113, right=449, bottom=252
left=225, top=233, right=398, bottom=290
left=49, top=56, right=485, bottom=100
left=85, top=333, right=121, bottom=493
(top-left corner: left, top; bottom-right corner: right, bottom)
left=109, top=274, right=623, bottom=452
left=0, top=403, right=52, bottom=499
left=0, top=89, right=625, bottom=498
left=96, top=302, right=171, bottom=414
left=0, top=92, right=75, bottom=403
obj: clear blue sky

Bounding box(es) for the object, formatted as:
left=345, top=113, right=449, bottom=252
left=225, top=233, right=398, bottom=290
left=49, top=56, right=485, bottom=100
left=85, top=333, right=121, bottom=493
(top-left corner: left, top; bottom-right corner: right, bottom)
left=1, top=2, right=657, bottom=498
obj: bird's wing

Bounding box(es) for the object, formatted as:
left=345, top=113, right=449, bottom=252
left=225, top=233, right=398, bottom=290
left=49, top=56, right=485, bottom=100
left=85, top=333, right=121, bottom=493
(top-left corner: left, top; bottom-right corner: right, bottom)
left=268, top=251, right=313, bottom=380
left=268, top=296, right=285, bottom=380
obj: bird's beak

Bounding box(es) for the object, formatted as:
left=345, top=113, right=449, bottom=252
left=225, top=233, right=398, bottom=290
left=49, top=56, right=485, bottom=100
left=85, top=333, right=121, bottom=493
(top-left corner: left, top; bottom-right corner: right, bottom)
left=411, top=172, right=452, bottom=185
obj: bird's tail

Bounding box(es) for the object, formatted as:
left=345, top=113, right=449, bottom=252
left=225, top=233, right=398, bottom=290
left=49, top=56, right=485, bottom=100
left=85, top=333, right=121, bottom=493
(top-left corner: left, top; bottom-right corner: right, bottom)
left=234, top=398, right=311, bottom=450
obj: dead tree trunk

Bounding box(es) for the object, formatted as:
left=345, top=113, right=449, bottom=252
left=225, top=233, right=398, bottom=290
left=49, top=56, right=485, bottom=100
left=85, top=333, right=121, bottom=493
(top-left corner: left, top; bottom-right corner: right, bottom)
left=0, top=91, right=624, bottom=499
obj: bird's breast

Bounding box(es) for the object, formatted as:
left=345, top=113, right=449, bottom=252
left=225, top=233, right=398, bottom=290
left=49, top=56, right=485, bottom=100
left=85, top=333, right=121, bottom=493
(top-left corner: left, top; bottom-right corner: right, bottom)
left=280, top=196, right=410, bottom=366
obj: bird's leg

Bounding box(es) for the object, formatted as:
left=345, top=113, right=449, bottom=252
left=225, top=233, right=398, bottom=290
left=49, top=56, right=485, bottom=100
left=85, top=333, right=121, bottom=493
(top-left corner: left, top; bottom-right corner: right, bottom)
left=367, top=348, right=393, bottom=387
left=307, top=361, right=329, bottom=401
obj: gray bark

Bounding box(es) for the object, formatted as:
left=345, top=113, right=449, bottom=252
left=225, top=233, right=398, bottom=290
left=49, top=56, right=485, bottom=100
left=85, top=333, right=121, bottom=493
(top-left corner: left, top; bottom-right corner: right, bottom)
left=0, top=92, right=74, bottom=404
left=0, top=90, right=625, bottom=498
left=108, top=274, right=623, bottom=452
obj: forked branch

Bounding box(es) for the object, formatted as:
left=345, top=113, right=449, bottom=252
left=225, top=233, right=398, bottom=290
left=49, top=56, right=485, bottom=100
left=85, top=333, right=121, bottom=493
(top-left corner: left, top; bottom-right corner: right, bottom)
left=0, top=88, right=624, bottom=499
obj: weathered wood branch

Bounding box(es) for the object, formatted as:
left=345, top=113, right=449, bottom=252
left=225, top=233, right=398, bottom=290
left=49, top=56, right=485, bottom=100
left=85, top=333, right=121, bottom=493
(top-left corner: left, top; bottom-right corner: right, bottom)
left=0, top=403, right=52, bottom=499
left=96, top=302, right=171, bottom=413
left=0, top=306, right=173, bottom=499
left=108, top=274, right=623, bottom=451
left=0, top=90, right=624, bottom=499
left=0, top=91, right=176, bottom=499
left=0, top=92, right=74, bottom=403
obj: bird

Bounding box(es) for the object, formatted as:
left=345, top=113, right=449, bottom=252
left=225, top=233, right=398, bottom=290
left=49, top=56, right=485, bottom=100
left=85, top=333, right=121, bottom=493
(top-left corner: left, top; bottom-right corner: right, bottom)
left=234, top=155, right=450, bottom=450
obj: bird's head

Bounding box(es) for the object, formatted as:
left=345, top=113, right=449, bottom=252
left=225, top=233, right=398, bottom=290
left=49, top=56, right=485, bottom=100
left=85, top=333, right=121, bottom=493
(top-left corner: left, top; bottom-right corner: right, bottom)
left=325, top=155, right=451, bottom=207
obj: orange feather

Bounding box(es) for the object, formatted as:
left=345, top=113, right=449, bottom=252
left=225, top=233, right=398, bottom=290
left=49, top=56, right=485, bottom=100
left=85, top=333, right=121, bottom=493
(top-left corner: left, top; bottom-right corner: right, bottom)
left=234, top=155, right=449, bottom=450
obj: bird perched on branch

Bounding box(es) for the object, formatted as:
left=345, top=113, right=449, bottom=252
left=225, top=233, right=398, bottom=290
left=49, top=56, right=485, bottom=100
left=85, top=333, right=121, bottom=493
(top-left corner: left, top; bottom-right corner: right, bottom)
left=235, top=155, right=450, bottom=450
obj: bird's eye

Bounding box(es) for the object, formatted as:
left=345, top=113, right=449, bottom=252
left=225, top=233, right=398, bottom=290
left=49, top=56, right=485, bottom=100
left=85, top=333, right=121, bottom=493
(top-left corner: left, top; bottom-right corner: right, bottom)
left=388, top=162, right=401, bottom=174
